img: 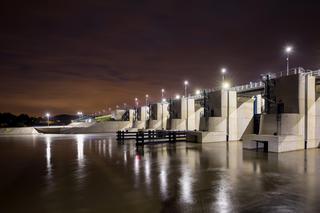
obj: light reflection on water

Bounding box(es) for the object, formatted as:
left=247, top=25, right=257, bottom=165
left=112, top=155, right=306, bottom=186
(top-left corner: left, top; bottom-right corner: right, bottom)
left=179, top=165, right=193, bottom=204
left=76, top=134, right=86, bottom=186
left=0, top=134, right=320, bottom=212
left=45, top=135, right=52, bottom=176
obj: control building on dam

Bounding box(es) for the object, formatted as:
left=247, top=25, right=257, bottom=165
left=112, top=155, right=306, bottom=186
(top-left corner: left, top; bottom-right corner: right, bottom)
left=32, top=67, right=320, bottom=153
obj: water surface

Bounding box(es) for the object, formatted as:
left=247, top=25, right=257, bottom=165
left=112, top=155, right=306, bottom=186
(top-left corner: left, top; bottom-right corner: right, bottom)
left=0, top=134, right=320, bottom=212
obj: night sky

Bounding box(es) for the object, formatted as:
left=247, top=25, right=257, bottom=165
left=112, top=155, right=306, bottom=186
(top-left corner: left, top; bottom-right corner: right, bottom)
left=1, top=0, right=320, bottom=116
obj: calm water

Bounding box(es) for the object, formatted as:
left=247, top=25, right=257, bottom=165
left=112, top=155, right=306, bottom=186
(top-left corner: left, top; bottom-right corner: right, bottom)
left=0, top=134, right=320, bottom=213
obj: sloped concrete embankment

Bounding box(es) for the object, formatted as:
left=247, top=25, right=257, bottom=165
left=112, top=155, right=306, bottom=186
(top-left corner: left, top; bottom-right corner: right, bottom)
left=35, top=121, right=132, bottom=134
left=0, top=127, right=39, bottom=135
left=65, top=121, right=132, bottom=133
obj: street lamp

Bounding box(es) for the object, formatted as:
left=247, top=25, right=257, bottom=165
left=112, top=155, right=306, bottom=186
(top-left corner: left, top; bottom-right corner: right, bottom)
left=134, top=98, right=139, bottom=121
left=222, top=81, right=231, bottom=142
left=184, top=80, right=189, bottom=131
left=145, top=94, right=149, bottom=106
left=175, top=94, right=181, bottom=99
left=222, top=82, right=230, bottom=89
left=195, top=90, right=201, bottom=95
left=285, top=46, right=293, bottom=75
left=161, top=98, right=166, bottom=130
left=184, top=80, right=189, bottom=97
left=134, top=97, right=139, bottom=107
left=45, top=113, right=50, bottom=126
left=77, top=111, right=83, bottom=119
left=161, top=89, right=165, bottom=99
left=221, top=68, right=227, bottom=82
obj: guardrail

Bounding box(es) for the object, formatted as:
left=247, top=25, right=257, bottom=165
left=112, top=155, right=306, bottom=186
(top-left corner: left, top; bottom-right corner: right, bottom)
left=117, top=130, right=187, bottom=145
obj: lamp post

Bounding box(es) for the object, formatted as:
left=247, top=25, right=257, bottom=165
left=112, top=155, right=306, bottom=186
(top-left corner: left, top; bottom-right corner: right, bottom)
left=145, top=94, right=149, bottom=106
left=134, top=98, right=138, bottom=121
left=184, top=80, right=189, bottom=131
left=222, top=82, right=230, bottom=142
left=161, top=98, right=166, bottom=130
left=184, top=81, right=189, bottom=97
left=161, top=89, right=165, bottom=130
left=46, top=113, right=50, bottom=126
left=77, top=111, right=83, bottom=119
left=221, top=68, right=227, bottom=82
left=285, top=46, right=293, bottom=76
left=161, top=89, right=165, bottom=99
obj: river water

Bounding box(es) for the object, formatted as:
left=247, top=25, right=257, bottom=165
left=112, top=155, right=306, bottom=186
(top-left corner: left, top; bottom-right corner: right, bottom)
left=0, top=134, right=320, bottom=213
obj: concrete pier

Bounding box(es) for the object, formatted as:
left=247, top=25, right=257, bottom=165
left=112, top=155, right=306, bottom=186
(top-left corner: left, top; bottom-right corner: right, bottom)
left=243, top=72, right=320, bottom=152
left=148, top=102, right=169, bottom=130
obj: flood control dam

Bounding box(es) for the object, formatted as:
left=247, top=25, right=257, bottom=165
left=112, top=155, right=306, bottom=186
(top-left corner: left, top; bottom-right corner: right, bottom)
left=3, top=67, right=320, bottom=153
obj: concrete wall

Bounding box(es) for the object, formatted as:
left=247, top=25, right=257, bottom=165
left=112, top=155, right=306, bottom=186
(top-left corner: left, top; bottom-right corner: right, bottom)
left=170, top=98, right=196, bottom=130
left=133, top=106, right=149, bottom=129
left=133, top=121, right=147, bottom=129
left=195, top=107, right=204, bottom=131
left=149, top=102, right=169, bottom=130
left=112, top=109, right=126, bottom=120
left=269, top=74, right=300, bottom=113
left=259, top=113, right=303, bottom=136
left=207, top=91, right=222, bottom=116
left=137, top=106, right=149, bottom=121
left=304, top=75, right=318, bottom=148
left=201, top=90, right=237, bottom=139
left=315, top=85, right=320, bottom=147
left=237, top=97, right=254, bottom=140
left=243, top=74, right=320, bottom=152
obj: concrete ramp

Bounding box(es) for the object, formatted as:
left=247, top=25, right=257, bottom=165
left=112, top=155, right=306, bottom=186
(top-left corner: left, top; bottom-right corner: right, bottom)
left=35, top=121, right=131, bottom=134
left=0, top=127, right=39, bottom=135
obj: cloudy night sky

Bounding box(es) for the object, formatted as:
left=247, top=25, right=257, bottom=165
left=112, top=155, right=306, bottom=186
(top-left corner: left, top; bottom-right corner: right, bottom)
left=1, top=0, right=320, bottom=116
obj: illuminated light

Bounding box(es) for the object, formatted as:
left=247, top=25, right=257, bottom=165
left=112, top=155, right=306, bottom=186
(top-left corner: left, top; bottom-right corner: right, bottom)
left=184, top=80, right=189, bottom=85
left=77, top=135, right=84, bottom=161
left=222, top=82, right=230, bottom=89
left=162, top=98, right=167, bottom=102
left=221, top=68, right=227, bottom=74
left=195, top=90, right=201, bottom=95
left=134, top=155, right=140, bottom=176
left=135, top=97, right=138, bottom=101
left=211, top=178, right=232, bottom=212
left=159, top=162, right=168, bottom=199
left=77, top=111, right=83, bottom=116
left=175, top=94, right=181, bottom=99
left=146, top=94, right=149, bottom=98
left=179, top=165, right=193, bottom=203
left=45, top=113, right=50, bottom=126
left=144, top=157, right=151, bottom=186
left=46, top=136, right=51, bottom=174
left=161, top=88, right=165, bottom=93
left=285, top=46, right=293, bottom=53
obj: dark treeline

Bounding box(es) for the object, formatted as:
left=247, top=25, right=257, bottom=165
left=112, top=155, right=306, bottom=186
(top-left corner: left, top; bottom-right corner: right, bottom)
left=0, top=113, right=41, bottom=127
left=0, top=113, right=78, bottom=127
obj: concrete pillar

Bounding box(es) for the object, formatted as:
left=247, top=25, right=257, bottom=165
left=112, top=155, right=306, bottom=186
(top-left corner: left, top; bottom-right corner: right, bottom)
left=149, top=103, right=169, bottom=130
left=170, top=97, right=196, bottom=130
left=133, top=106, right=149, bottom=129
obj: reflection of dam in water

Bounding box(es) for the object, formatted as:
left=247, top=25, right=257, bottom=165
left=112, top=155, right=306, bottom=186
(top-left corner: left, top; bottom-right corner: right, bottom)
left=1, top=134, right=319, bottom=212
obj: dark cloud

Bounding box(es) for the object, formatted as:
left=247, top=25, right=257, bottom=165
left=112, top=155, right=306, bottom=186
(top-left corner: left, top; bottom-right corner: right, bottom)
left=1, top=0, right=320, bottom=115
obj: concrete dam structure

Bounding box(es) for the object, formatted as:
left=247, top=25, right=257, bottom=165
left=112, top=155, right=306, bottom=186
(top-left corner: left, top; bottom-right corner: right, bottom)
left=2, top=67, right=320, bottom=152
